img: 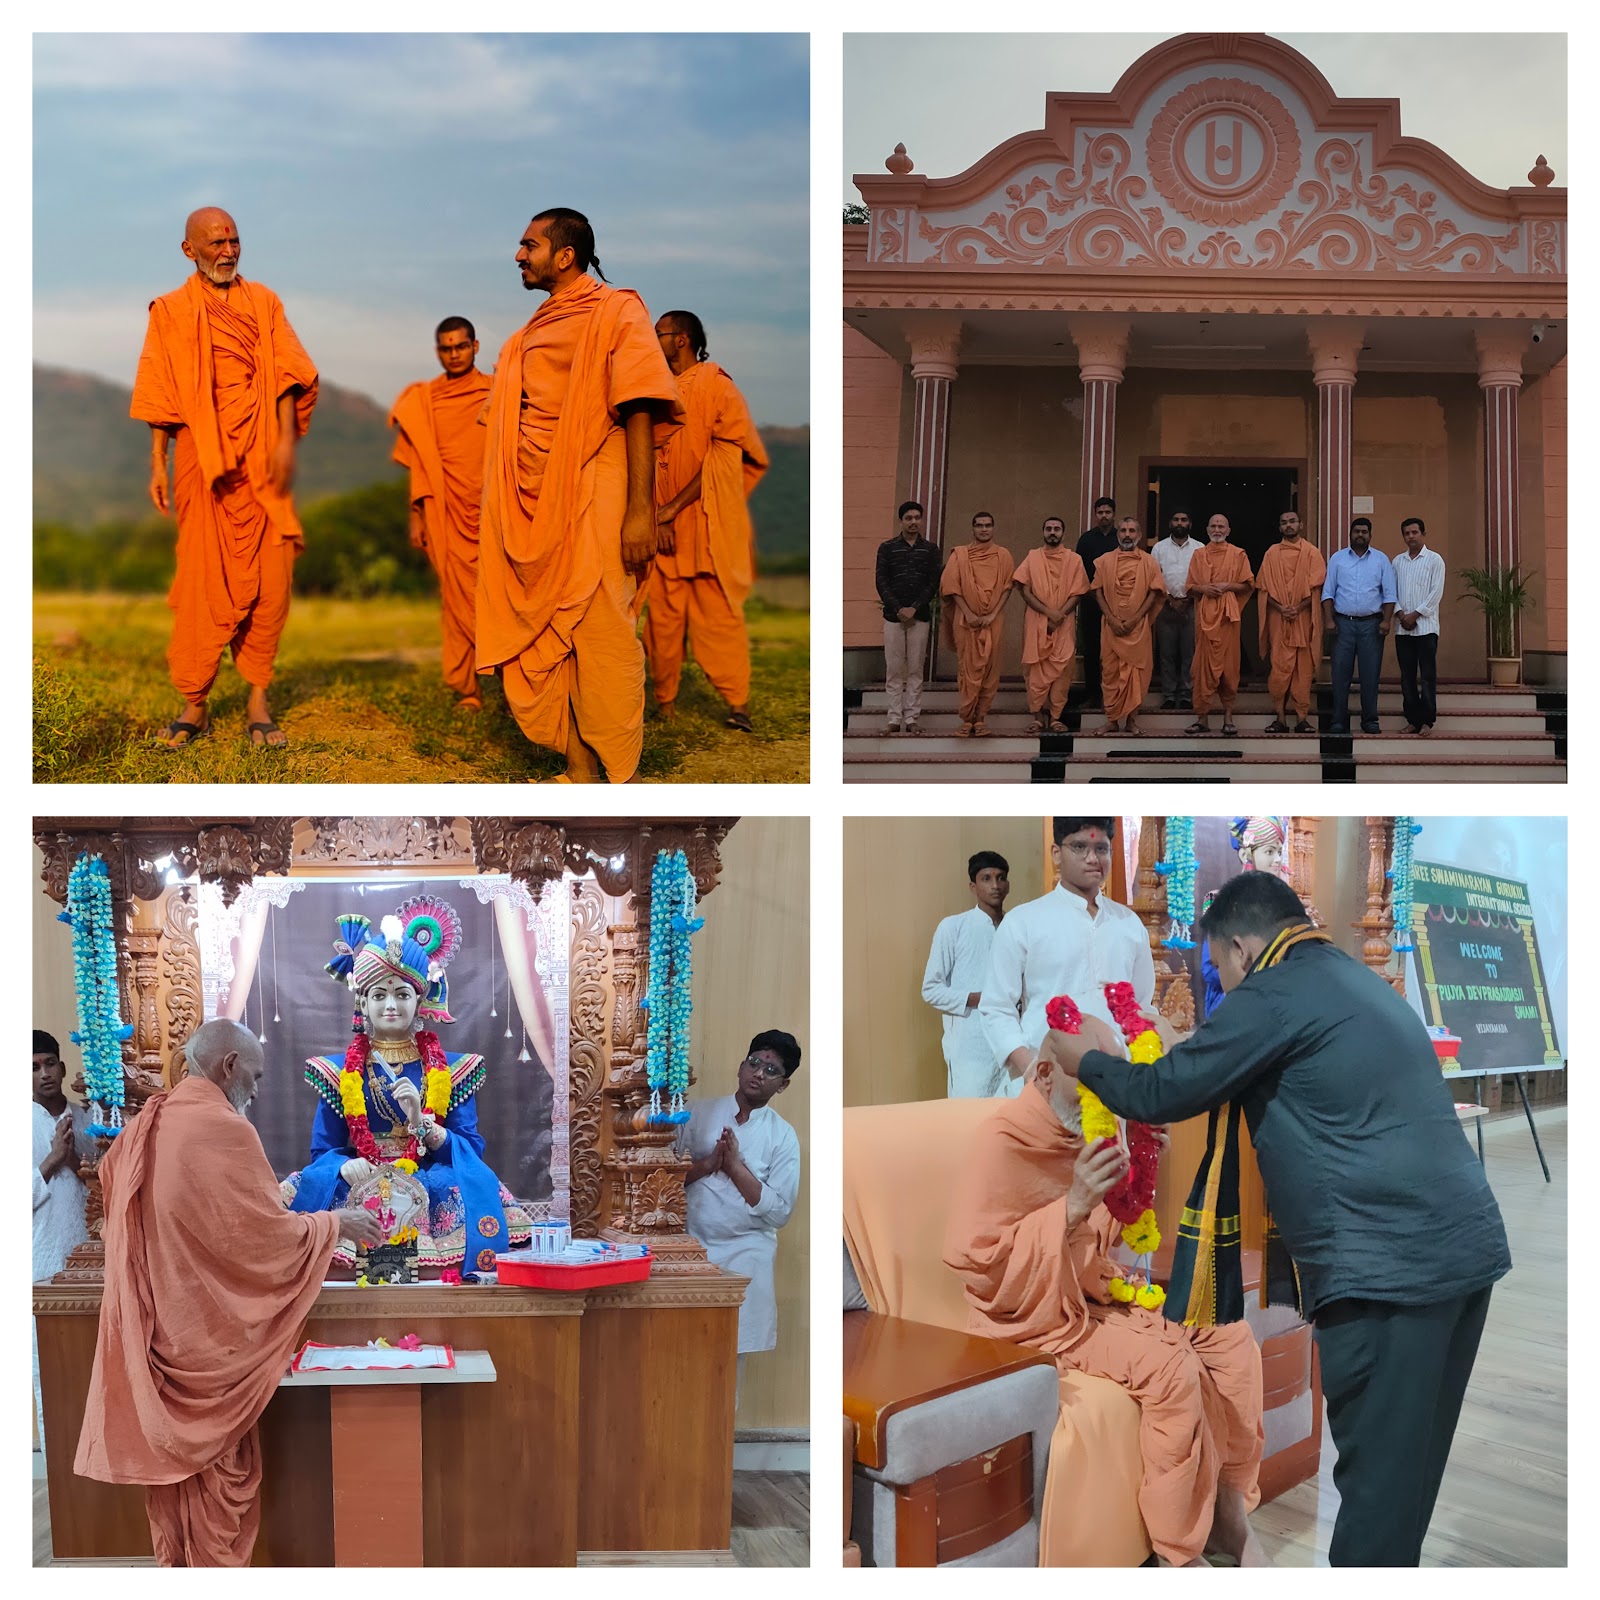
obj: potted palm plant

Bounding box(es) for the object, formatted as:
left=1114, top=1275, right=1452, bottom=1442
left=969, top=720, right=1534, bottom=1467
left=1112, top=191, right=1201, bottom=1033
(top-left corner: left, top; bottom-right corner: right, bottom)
left=1458, top=564, right=1535, bottom=686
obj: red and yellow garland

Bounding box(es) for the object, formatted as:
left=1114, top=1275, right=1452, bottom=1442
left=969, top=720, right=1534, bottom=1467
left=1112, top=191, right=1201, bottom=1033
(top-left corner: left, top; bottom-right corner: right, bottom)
left=1045, top=985, right=1166, bottom=1310
left=340, top=1030, right=452, bottom=1178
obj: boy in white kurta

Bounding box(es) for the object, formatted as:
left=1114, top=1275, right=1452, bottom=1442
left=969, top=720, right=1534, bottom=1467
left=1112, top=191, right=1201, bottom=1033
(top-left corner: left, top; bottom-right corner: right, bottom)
left=33, top=1030, right=88, bottom=1458
left=979, top=817, right=1155, bottom=1097
left=923, top=851, right=1010, bottom=1097
left=682, top=1030, right=802, bottom=1392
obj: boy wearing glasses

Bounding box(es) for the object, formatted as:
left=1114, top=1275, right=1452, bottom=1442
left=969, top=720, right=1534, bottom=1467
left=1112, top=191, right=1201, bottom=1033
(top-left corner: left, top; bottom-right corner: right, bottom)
left=682, top=1030, right=803, bottom=1398
left=979, top=818, right=1154, bottom=1097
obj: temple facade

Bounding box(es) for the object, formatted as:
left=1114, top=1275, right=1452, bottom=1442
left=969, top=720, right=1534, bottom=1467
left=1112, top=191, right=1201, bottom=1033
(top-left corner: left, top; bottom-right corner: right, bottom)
left=843, top=33, right=1566, bottom=689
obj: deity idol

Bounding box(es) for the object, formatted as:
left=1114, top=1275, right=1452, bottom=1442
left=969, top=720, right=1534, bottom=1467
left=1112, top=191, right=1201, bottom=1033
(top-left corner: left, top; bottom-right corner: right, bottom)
left=281, top=898, right=531, bottom=1274
left=1201, top=817, right=1293, bottom=1017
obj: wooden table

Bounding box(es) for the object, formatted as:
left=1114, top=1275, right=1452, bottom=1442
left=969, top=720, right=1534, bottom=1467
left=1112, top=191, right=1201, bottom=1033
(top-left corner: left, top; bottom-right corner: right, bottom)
left=37, top=1267, right=746, bottom=1565
left=280, top=1350, right=496, bottom=1566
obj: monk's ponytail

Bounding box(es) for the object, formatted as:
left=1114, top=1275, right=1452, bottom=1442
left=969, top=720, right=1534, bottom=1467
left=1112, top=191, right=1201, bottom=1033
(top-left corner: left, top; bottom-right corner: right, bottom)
left=589, top=253, right=609, bottom=284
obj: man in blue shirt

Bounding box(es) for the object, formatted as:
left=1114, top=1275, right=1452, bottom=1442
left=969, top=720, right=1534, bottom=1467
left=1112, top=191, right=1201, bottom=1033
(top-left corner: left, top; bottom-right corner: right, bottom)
left=1320, top=517, right=1396, bottom=733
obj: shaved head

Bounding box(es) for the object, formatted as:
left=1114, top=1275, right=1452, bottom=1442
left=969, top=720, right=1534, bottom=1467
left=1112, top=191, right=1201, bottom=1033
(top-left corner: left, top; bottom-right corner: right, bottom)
left=184, top=1018, right=263, bottom=1112
left=182, top=208, right=240, bottom=287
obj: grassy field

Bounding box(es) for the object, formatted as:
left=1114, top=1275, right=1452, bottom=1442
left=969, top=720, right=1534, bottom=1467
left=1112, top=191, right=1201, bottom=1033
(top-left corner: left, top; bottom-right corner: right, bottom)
left=34, top=578, right=808, bottom=785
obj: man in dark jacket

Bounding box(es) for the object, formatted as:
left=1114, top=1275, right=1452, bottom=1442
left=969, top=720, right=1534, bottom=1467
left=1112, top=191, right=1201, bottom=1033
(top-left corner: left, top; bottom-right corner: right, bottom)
left=1075, top=496, right=1120, bottom=707
left=1051, top=870, right=1511, bottom=1567
left=875, top=500, right=942, bottom=733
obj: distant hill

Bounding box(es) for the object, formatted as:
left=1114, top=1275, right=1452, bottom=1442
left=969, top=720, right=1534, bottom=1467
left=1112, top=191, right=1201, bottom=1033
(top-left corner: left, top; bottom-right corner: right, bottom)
left=33, top=365, right=808, bottom=570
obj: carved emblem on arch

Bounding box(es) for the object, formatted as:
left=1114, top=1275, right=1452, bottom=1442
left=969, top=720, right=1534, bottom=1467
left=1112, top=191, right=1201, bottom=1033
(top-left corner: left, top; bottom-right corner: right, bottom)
left=469, top=820, right=567, bottom=901
left=1147, top=76, right=1301, bottom=225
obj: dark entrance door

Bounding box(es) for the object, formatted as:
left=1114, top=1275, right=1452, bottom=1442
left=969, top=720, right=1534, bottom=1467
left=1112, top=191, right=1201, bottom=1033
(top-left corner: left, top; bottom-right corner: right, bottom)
left=1144, top=462, right=1302, bottom=678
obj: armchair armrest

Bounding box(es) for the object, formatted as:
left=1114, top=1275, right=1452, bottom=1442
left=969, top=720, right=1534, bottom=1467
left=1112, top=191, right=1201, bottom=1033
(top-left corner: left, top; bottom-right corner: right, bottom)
left=844, top=1310, right=1057, bottom=1471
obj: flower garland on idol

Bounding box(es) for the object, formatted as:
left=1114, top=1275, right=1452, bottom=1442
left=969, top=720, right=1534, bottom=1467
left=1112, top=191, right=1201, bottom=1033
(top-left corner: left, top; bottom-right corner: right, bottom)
left=1388, top=818, right=1421, bottom=954
left=61, top=853, right=134, bottom=1139
left=1154, top=817, right=1197, bottom=950
left=641, top=849, right=702, bottom=1126
left=1046, top=985, right=1165, bottom=1310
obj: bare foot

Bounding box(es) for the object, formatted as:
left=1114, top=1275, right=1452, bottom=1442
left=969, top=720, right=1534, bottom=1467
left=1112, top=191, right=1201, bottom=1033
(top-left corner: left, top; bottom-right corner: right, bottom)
left=563, top=729, right=604, bottom=783
left=657, top=700, right=678, bottom=722
left=1210, top=1485, right=1270, bottom=1567
left=454, top=696, right=482, bottom=715
left=157, top=698, right=210, bottom=747
left=1090, top=721, right=1118, bottom=736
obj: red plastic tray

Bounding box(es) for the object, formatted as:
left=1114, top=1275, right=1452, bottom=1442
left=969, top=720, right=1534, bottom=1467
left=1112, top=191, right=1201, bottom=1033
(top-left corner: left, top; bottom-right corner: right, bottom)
left=496, top=1251, right=652, bottom=1289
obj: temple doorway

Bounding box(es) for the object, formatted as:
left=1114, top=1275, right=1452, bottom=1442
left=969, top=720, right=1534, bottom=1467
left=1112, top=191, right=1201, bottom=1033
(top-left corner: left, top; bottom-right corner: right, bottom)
left=1141, top=460, right=1302, bottom=569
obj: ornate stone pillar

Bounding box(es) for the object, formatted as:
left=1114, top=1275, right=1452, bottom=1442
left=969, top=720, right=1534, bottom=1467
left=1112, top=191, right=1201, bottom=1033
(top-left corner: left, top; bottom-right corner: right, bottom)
left=1355, top=817, right=1397, bottom=983
left=1307, top=321, right=1364, bottom=552
left=1068, top=317, right=1131, bottom=532
left=1475, top=327, right=1526, bottom=647
left=905, top=318, right=962, bottom=549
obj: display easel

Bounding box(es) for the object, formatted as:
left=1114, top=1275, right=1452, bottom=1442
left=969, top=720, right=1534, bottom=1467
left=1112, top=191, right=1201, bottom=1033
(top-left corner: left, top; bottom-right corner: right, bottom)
left=1444, top=1066, right=1553, bottom=1180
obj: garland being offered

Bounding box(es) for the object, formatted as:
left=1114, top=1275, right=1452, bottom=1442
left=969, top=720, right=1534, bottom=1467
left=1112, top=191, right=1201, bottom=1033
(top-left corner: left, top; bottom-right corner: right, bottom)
left=1389, top=818, right=1421, bottom=954
left=61, top=853, right=134, bottom=1139
left=1045, top=986, right=1165, bottom=1309
left=642, top=849, right=702, bottom=1126
left=340, top=1031, right=452, bottom=1178
left=1155, top=817, right=1197, bottom=949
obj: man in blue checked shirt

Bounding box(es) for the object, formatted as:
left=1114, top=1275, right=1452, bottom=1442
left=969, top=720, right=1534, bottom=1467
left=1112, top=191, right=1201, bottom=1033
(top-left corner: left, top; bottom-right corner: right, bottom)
left=1320, top=517, right=1396, bottom=734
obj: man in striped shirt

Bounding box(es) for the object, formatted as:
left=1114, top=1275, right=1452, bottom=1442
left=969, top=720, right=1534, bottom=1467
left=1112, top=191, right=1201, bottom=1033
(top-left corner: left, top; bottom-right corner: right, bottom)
left=1392, top=517, right=1446, bottom=737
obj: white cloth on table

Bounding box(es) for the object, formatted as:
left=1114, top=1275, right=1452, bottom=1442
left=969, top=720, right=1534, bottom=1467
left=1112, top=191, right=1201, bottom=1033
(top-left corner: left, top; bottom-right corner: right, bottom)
left=923, top=906, right=1004, bottom=1097
left=682, top=1095, right=800, bottom=1353
left=979, top=884, right=1156, bottom=1096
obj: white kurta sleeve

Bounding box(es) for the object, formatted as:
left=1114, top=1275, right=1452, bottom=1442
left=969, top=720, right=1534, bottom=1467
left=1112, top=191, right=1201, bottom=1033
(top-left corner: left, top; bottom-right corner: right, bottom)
left=979, top=914, right=1030, bottom=1068
left=921, top=918, right=971, bottom=1016
left=1131, top=917, right=1157, bottom=1009
left=1418, top=554, right=1445, bottom=624
left=748, top=1123, right=800, bottom=1230
left=33, top=1167, right=50, bottom=1212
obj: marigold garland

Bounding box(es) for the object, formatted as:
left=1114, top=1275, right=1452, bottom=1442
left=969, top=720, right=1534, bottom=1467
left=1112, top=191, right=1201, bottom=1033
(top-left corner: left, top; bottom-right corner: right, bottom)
left=338, top=1031, right=451, bottom=1194
left=1045, top=988, right=1166, bottom=1309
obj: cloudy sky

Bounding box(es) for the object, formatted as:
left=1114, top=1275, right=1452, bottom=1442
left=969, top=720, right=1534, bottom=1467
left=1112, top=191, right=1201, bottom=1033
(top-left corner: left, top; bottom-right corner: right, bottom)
left=845, top=33, right=1566, bottom=199
left=35, top=33, right=809, bottom=423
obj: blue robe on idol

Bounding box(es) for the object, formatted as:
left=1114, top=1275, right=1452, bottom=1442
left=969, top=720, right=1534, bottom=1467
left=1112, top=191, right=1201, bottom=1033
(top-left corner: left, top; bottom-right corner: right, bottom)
left=287, top=1049, right=517, bottom=1273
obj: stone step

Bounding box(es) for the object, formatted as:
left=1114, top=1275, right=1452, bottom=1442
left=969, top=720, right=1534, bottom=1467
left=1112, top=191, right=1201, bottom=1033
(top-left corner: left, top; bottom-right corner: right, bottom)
left=856, top=685, right=1549, bottom=714
left=847, top=710, right=1550, bottom=737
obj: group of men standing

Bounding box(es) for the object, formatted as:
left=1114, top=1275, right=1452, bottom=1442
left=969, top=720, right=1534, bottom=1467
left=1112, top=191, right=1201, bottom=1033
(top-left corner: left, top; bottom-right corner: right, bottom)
left=876, top=496, right=1446, bottom=739
left=136, top=205, right=768, bottom=781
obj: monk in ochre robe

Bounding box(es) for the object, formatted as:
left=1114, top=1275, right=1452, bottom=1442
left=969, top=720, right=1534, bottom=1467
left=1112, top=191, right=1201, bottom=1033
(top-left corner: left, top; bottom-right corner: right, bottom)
left=1256, top=511, right=1328, bottom=733
left=1186, top=514, right=1255, bottom=736
left=478, top=208, right=682, bottom=783
left=944, top=1050, right=1267, bottom=1567
left=1013, top=516, right=1090, bottom=731
left=941, top=512, right=1015, bottom=735
left=133, top=207, right=317, bottom=750
left=644, top=311, right=768, bottom=731
left=75, top=1021, right=383, bottom=1566
left=1090, top=517, right=1166, bottom=734
left=390, top=317, right=494, bottom=710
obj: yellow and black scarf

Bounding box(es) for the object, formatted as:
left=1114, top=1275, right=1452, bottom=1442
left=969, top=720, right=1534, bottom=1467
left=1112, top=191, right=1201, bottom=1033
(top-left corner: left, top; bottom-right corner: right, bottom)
left=1164, top=923, right=1330, bottom=1326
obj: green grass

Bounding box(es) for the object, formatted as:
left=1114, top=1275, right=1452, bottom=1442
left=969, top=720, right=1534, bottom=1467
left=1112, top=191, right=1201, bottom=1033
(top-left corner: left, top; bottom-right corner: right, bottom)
left=33, top=582, right=809, bottom=785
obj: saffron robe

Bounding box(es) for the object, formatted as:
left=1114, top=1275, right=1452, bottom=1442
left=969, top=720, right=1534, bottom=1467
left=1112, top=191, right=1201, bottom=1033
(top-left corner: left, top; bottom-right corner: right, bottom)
left=131, top=275, right=317, bottom=701
left=944, top=1085, right=1263, bottom=1566
left=477, top=274, right=681, bottom=780
left=1013, top=546, right=1090, bottom=719
left=1188, top=542, right=1254, bottom=717
left=941, top=543, right=1015, bottom=724
left=1256, top=540, right=1328, bottom=718
left=390, top=369, right=494, bottom=701
left=1090, top=549, right=1165, bottom=721
left=74, top=1075, right=339, bottom=1566
left=645, top=360, right=768, bottom=706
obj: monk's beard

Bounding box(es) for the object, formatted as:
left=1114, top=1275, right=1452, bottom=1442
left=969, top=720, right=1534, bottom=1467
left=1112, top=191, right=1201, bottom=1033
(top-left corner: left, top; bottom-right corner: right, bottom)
left=225, top=1081, right=254, bottom=1115
left=200, top=260, right=238, bottom=286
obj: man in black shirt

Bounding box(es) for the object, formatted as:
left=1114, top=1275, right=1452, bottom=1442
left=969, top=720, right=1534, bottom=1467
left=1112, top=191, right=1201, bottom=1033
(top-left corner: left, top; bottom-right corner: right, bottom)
left=1075, top=496, right=1119, bottom=708
left=1052, top=871, right=1511, bottom=1567
left=875, top=500, right=942, bottom=733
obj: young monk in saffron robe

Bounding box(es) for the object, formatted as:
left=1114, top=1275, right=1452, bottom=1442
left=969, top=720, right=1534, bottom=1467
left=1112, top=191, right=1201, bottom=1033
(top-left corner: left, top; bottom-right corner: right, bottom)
left=941, top=512, right=1015, bottom=736
left=644, top=311, right=768, bottom=731
left=1187, top=514, right=1255, bottom=736
left=133, top=207, right=317, bottom=750
left=389, top=316, right=494, bottom=710
left=944, top=1046, right=1267, bottom=1568
left=75, top=1021, right=383, bottom=1566
left=477, top=209, right=681, bottom=783
left=1013, top=515, right=1090, bottom=731
left=1089, top=517, right=1166, bottom=734
left=1256, top=511, right=1328, bottom=733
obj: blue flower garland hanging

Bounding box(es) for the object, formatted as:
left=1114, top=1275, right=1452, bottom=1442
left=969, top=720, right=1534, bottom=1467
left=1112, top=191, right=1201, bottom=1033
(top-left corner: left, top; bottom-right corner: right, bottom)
left=1154, top=816, right=1198, bottom=949
left=60, top=853, right=134, bottom=1138
left=640, top=848, right=701, bottom=1126
left=1388, top=818, right=1421, bottom=954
